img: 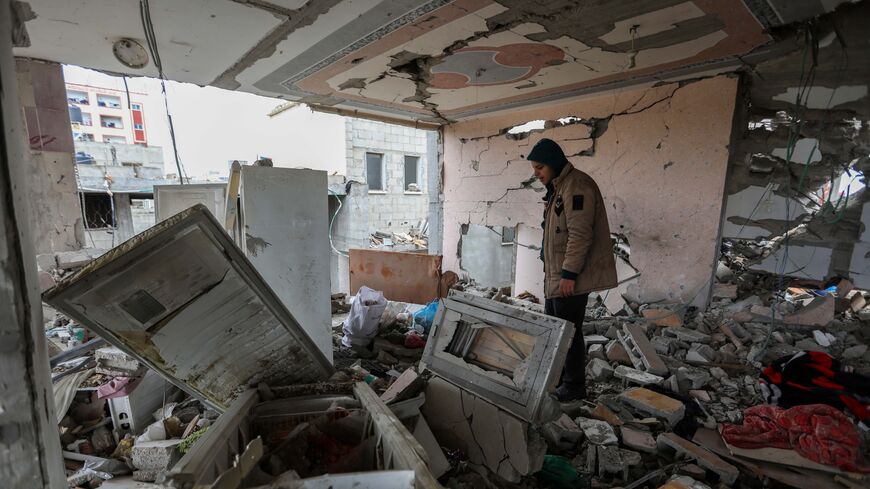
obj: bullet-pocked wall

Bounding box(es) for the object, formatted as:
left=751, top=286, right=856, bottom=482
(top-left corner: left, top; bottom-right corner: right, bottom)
left=442, top=75, right=739, bottom=307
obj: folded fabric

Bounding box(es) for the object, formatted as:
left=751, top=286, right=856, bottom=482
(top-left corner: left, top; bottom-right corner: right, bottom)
left=722, top=404, right=870, bottom=473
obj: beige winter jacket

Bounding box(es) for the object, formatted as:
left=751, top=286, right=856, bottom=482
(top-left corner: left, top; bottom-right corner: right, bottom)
left=543, top=164, right=618, bottom=299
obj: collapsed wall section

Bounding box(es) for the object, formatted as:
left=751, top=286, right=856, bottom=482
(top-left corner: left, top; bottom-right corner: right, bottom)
left=721, top=2, right=870, bottom=287
left=442, top=75, right=739, bottom=307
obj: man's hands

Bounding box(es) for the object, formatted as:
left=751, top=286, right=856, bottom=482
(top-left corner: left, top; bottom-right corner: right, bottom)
left=559, top=278, right=575, bottom=297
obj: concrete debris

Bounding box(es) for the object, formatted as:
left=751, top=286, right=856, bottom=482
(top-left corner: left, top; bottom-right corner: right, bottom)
left=686, top=343, right=717, bottom=363
left=620, top=426, right=657, bottom=453
left=642, top=308, right=682, bottom=327
left=575, top=417, right=618, bottom=446
left=663, top=327, right=712, bottom=344
left=587, top=343, right=607, bottom=361
left=614, top=365, right=664, bottom=386
left=542, top=414, right=583, bottom=449
left=605, top=340, right=633, bottom=366
left=619, top=323, right=669, bottom=376
left=587, top=357, right=614, bottom=381
left=131, top=439, right=182, bottom=479
left=95, top=346, right=144, bottom=377
left=596, top=445, right=642, bottom=478
left=619, top=388, right=686, bottom=427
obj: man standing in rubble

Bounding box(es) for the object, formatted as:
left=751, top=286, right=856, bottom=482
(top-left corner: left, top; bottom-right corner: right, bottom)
left=529, top=138, right=617, bottom=402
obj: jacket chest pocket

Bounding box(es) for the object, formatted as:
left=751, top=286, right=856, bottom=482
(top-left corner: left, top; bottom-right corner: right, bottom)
left=550, top=204, right=568, bottom=248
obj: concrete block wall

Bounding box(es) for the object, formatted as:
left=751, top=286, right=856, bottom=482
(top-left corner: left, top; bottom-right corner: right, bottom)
left=346, top=118, right=429, bottom=233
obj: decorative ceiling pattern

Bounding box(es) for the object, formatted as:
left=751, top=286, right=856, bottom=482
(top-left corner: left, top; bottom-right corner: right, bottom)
left=15, top=0, right=773, bottom=125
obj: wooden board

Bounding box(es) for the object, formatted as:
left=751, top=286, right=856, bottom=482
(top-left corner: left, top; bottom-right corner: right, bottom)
left=349, top=249, right=443, bottom=304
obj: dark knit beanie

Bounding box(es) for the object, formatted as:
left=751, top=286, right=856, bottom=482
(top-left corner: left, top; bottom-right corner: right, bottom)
left=527, top=138, right=569, bottom=176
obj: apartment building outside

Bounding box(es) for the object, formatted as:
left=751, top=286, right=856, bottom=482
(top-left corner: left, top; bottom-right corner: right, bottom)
left=345, top=118, right=429, bottom=234
left=66, top=82, right=148, bottom=146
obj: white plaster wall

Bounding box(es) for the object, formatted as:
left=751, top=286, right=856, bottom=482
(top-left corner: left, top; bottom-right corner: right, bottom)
left=441, top=75, right=739, bottom=306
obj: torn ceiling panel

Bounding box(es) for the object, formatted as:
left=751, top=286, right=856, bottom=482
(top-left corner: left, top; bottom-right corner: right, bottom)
left=15, top=0, right=771, bottom=124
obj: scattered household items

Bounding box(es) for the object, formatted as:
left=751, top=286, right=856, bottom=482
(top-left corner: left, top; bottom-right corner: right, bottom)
left=42, top=203, right=870, bottom=489
left=342, top=286, right=388, bottom=347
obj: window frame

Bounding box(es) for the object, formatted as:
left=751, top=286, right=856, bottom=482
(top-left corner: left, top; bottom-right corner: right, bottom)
left=403, top=154, right=421, bottom=193
left=365, top=152, right=386, bottom=192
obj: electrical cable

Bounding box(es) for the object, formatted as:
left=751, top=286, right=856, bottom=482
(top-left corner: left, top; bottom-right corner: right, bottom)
left=139, top=0, right=187, bottom=184
left=328, top=189, right=349, bottom=257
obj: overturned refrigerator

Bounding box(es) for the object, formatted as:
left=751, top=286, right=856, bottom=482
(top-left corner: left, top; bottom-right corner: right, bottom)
left=43, top=204, right=442, bottom=489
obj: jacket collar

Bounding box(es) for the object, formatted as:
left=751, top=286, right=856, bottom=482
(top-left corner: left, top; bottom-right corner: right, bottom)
left=551, top=163, right=575, bottom=188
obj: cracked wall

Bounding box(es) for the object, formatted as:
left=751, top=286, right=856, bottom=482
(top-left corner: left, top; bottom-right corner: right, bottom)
left=442, top=75, right=739, bottom=307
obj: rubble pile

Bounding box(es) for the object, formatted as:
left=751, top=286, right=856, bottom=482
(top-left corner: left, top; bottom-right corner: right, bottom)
left=47, top=221, right=868, bottom=488
left=323, top=255, right=870, bottom=489
left=51, top=341, right=218, bottom=487
left=369, top=224, right=429, bottom=250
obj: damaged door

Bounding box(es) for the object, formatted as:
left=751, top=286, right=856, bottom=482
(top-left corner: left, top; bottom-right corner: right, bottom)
left=42, top=204, right=334, bottom=412
left=420, top=290, right=572, bottom=423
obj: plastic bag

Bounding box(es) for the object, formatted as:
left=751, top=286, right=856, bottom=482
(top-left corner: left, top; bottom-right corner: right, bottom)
left=412, top=300, right=439, bottom=333
left=341, top=287, right=387, bottom=347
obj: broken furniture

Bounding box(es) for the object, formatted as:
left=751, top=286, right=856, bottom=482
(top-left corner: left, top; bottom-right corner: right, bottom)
left=166, top=383, right=442, bottom=489
left=227, top=165, right=334, bottom=362
left=421, top=290, right=572, bottom=423
left=43, top=204, right=335, bottom=412
left=43, top=204, right=442, bottom=487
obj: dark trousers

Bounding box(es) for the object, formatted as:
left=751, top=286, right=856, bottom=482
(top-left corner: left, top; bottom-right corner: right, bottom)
left=545, top=294, right=589, bottom=395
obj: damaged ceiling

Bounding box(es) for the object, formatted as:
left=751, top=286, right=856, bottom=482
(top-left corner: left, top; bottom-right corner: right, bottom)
left=16, top=0, right=842, bottom=125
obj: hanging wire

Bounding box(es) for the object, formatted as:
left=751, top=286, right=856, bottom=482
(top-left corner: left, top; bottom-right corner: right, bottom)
left=139, top=0, right=187, bottom=184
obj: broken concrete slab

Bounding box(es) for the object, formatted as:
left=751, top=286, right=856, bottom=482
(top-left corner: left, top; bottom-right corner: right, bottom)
left=619, top=323, right=669, bottom=376
left=663, top=327, right=711, bottom=344
left=642, top=308, right=682, bottom=327
left=656, top=432, right=739, bottom=484
left=596, top=445, right=642, bottom=478
left=651, top=335, right=678, bottom=355
left=620, top=426, right=656, bottom=453
left=618, top=388, right=685, bottom=427
left=784, top=296, right=836, bottom=327
left=676, top=367, right=711, bottom=391
left=614, top=365, right=664, bottom=386
left=590, top=403, right=624, bottom=427
left=686, top=343, right=717, bottom=363
left=131, top=439, right=182, bottom=471
left=575, top=417, right=618, bottom=446
left=542, top=414, right=583, bottom=449
left=605, top=340, right=633, bottom=366
left=584, top=335, right=609, bottom=345
left=587, top=358, right=614, bottom=381
left=588, top=343, right=607, bottom=361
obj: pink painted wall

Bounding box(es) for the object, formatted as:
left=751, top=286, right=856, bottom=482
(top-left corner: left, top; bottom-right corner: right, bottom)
left=442, top=75, right=739, bottom=306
